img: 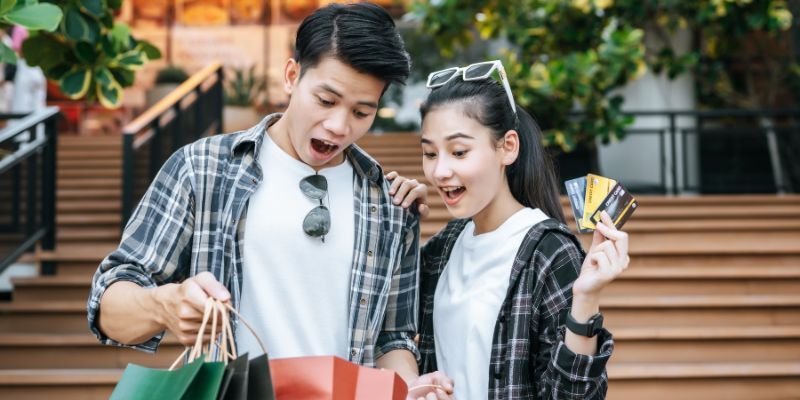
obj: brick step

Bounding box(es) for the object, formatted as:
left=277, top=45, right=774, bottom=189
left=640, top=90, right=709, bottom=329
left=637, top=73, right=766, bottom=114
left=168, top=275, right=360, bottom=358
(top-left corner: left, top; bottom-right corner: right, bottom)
left=0, top=301, right=93, bottom=333
left=611, top=326, right=800, bottom=363
left=57, top=200, right=120, bottom=213
left=616, top=254, right=800, bottom=268
left=59, top=178, right=120, bottom=189
left=57, top=213, right=121, bottom=226
left=603, top=294, right=800, bottom=328
left=0, top=368, right=119, bottom=400
left=11, top=276, right=93, bottom=302
left=607, top=362, right=800, bottom=400
left=0, top=333, right=183, bottom=369
left=621, top=264, right=800, bottom=279
left=44, top=261, right=104, bottom=279
left=57, top=227, right=120, bottom=243
left=58, top=150, right=121, bottom=160
left=58, top=159, right=122, bottom=169
left=605, top=277, right=800, bottom=297
left=59, top=136, right=121, bottom=146
left=37, top=244, right=116, bottom=263
left=57, top=169, right=122, bottom=179
left=57, top=188, right=121, bottom=200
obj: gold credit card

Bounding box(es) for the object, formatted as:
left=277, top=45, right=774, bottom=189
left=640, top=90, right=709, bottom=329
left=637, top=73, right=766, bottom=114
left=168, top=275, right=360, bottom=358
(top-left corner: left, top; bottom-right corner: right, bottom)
left=581, top=174, right=616, bottom=230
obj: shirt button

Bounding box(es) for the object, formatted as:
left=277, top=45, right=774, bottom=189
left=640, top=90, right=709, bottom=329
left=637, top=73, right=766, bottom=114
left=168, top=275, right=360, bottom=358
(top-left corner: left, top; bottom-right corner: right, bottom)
left=351, top=348, right=359, bottom=357
left=359, top=298, right=367, bottom=306
left=367, top=250, right=373, bottom=257
left=499, top=314, right=506, bottom=323
left=370, top=205, right=378, bottom=213
left=251, top=178, right=257, bottom=184
left=494, top=371, right=503, bottom=380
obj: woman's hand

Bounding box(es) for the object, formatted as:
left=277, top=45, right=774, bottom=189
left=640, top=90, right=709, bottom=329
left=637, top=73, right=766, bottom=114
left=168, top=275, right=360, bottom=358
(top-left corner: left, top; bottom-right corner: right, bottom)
left=385, top=170, right=430, bottom=218
left=407, top=371, right=455, bottom=400
left=573, top=211, right=630, bottom=299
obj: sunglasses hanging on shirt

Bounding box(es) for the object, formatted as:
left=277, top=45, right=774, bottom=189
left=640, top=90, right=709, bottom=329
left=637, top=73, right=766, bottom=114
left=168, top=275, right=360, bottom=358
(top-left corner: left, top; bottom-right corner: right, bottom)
left=299, top=174, right=330, bottom=242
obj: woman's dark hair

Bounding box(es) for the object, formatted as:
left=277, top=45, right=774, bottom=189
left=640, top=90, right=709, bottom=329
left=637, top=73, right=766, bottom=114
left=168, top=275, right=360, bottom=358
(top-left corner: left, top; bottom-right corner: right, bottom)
left=420, top=78, right=566, bottom=224
left=294, top=2, right=410, bottom=87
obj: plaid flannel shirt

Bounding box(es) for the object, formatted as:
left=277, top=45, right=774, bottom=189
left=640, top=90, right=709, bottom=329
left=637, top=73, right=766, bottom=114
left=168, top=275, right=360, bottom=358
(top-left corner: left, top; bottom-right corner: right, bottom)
left=87, top=114, right=420, bottom=366
left=418, top=218, right=613, bottom=399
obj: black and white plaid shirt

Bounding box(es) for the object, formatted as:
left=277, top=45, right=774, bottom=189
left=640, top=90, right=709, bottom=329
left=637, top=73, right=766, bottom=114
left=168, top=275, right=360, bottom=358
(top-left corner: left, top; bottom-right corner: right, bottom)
left=87, top=114, right=420, bottom=366
left=418, top=218, right=613, bottom=399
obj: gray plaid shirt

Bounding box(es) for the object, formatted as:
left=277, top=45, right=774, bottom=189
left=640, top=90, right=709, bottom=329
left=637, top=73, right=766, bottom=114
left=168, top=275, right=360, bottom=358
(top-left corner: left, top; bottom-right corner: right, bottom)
left=87, top=114, right=420, bottom=366
left=418, top=218, right=613, bottom=399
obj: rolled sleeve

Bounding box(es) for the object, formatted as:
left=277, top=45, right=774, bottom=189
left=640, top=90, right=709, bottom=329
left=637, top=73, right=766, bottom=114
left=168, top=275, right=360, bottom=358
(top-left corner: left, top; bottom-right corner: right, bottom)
left=86, top=146, right=196, bottom=352
left=552, top=327, right=614, bottom=383
left=376, top=211, right=421, bottom=361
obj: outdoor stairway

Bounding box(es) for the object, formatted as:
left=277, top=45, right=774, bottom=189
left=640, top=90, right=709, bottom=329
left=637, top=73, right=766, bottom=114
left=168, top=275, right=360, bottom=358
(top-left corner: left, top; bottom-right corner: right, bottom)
left=0, top=132, right=798, bottom=399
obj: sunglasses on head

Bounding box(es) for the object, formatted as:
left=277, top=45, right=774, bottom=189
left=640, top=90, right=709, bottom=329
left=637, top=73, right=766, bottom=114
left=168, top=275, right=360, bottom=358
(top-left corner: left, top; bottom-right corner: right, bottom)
left=426, top=60, right=517, bottom=115
left=299, top=174, right=330, bottom=242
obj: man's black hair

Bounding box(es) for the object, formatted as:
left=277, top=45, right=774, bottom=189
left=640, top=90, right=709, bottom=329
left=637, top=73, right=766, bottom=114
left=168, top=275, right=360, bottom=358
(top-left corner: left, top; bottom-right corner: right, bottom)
left=294, top=2, right=410, bottom=87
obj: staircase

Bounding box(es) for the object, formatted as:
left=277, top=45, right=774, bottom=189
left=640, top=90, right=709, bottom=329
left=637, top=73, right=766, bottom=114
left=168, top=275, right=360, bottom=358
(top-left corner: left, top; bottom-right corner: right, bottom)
left=0, top=132, right=798, bottom=399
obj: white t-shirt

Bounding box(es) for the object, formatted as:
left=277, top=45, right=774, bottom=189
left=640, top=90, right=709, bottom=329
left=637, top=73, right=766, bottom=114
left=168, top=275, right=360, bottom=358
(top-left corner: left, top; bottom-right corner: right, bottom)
left=236, top=131, right=355, bottom=359
left=433, top=208, right=549, bottom=400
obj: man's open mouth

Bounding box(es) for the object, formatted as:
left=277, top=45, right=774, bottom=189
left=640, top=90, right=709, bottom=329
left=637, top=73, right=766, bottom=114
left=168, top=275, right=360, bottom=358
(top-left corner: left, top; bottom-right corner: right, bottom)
left=311, top=138, right=339, bottom=155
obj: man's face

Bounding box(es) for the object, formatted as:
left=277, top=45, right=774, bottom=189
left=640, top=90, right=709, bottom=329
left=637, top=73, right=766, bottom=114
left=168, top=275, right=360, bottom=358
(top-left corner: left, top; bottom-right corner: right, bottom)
left=281, top=57, right=384, bottom=169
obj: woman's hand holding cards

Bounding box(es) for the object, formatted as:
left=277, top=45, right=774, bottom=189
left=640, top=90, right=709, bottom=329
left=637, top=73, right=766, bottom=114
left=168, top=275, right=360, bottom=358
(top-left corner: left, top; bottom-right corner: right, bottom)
left=574, top=211, right=631, bottom=301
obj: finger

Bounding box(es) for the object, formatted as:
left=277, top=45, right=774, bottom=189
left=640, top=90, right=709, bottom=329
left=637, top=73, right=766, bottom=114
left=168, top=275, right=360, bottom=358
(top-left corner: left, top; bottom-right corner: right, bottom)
left=393, top=179, right=417, bottom=204
left=436, top=389, right=449, bottom=400
left=590, top=251, right=611, bottom=274
left=182, top=279, right=211, bottom=313
left=588, top=226, right=606, bottom=251
left=596, top=221, right=629, bottom=259
left=194, top=272, right=230, bottom=301
left=418, top=203, right=430, bottom=219
left=389, top=175, right=405, bottom=196
left=434, top=372, right=454, bottom=392
left=593, top=241, right=618, bottom=261
left=400, top=181, right=425, bottom=208
left=426, top=393, right=437, bottom=400
left=385, top=170, right=399, bottom=181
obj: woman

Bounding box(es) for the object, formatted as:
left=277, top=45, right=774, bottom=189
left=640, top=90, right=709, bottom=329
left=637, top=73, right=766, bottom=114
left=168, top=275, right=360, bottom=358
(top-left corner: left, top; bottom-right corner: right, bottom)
left=400, top=60, right=629, bottom=400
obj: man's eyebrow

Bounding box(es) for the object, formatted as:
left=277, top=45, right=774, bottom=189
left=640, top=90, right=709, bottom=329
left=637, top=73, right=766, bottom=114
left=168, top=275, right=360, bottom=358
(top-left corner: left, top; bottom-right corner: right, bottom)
left=319, top=83, right=378, bottom=109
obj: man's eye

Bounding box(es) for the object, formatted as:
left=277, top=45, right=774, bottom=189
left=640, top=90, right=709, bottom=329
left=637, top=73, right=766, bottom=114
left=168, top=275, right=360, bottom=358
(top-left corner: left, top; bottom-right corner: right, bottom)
left=354, top=110, right=369, bottom=118
left=319, top=97, right=334, bottom=106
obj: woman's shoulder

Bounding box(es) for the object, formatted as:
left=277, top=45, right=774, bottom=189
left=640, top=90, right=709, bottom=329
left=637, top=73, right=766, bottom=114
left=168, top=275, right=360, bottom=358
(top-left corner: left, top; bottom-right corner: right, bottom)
left=521, top=218, right=585, bottom=262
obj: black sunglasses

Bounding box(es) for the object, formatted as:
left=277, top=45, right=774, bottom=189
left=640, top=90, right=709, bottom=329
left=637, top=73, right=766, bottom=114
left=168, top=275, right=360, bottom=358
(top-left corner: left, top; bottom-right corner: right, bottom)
left=299, top=174, right=330, bottom=242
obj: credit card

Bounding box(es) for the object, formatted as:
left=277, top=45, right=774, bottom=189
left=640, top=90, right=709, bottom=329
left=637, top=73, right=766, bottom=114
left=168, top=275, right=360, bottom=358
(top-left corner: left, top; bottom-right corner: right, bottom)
left=581, top=174, right=616, bottom=230
left=564, top=176, right=590, bottom=233
left=590, top=182, right=638, bottom=229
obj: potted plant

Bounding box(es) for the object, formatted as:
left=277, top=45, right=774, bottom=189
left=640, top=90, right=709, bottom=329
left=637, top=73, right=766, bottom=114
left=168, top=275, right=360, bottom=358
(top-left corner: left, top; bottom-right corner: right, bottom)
left=223, top=65, right=266, bottom=132
left=146, top=64, right=189, bottom=107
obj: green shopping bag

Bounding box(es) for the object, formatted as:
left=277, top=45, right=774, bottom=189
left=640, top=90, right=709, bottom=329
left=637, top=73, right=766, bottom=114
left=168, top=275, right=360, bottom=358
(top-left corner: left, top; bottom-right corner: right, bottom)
left=110, top=356, right=226, bottom=400
left=110, top=299, right=232, bottom=400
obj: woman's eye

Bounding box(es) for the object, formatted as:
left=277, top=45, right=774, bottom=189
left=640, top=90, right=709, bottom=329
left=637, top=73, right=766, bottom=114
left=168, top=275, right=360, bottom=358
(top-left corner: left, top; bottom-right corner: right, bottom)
left=423, top=152, right=437, bottom=159
left=453, top=150, right=468, bottom=157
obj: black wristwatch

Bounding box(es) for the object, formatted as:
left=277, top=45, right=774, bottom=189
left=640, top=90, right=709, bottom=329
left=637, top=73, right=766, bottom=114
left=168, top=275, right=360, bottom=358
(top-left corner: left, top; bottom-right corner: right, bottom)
left=566, top=312, right=604, bottom=337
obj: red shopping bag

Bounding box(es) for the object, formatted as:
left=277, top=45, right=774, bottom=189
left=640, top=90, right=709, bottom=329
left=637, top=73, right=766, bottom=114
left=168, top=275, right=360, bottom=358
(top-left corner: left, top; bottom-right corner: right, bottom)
left=269, top=355, right=407, bottom=400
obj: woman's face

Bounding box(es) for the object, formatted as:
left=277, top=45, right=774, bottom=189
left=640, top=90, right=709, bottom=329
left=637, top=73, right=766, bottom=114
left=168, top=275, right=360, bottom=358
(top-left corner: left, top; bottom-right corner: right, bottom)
left=420, top=104, right=517, bottom=219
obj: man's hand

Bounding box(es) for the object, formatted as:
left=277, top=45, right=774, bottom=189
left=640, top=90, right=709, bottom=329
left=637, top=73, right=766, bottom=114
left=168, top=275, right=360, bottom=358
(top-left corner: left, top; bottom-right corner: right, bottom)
left=407, top=371, right=455, bottom=400
left=152, top=271, right=231, bottom=346
left=385, top=170, right=430, bottom=219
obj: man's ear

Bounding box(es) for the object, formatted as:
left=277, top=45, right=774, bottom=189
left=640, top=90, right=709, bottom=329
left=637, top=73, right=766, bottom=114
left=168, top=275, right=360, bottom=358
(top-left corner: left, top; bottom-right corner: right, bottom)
left=501, top=129, right=520, bottom=166
left=283, top=58, right=301, bottom=95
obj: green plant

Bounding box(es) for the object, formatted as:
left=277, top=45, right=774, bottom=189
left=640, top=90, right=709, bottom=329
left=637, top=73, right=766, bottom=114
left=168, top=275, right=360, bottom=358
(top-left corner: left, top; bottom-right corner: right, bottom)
left=155, top=64, right=189, bottom=85
left=20, top=0, right=161, bottom=109
left=224, top=65, right=266, bottom=107
left=0, top=0, right=63, bottom=64
left=410, top=0, right=795, bottom=152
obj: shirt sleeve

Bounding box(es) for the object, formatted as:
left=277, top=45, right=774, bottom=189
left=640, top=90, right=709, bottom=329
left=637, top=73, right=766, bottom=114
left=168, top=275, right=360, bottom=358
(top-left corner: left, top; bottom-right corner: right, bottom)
left=375, top=210, right=421, bottom=361
left=86, top=146, right=196, bottom=352
left=534, top=235, right=613, bottom=399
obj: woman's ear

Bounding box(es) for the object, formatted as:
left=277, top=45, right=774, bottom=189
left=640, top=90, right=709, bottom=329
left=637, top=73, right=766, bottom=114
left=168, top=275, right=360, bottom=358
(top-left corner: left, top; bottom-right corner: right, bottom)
left=500, top=129, right=520, bottom=166
left=283, top=58, right=301, bottom=95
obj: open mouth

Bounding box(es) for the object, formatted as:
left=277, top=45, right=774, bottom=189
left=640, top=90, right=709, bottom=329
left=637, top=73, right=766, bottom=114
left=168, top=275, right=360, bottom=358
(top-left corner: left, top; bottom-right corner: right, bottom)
left=311, top=138, right=339, bottom=156
left=441, top=186, right=466, bottom=205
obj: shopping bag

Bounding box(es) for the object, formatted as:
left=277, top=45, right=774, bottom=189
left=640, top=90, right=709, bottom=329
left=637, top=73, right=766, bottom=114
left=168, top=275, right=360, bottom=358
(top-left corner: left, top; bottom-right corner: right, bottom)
left=217, top=301, right=276, bottom=400
left=269, top=355, right=408, bottom=400
left=110, top=299, right=229, bottom=400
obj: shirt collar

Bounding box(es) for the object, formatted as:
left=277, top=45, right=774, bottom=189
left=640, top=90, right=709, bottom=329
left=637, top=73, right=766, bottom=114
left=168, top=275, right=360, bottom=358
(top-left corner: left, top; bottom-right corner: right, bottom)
left=232, top=112, right=384, bottom=185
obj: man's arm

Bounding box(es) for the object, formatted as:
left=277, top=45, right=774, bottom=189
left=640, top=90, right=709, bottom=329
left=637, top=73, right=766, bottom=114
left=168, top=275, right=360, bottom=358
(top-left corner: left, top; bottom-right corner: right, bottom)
left=88, top=147, right=230, bottom=349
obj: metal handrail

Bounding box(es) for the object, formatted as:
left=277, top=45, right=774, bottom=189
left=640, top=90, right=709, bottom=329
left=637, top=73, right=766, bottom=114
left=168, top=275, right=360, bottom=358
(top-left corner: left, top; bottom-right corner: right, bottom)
left=0, top=107, right=60, bottom=274
left=120, top=62, right=224, bottom=226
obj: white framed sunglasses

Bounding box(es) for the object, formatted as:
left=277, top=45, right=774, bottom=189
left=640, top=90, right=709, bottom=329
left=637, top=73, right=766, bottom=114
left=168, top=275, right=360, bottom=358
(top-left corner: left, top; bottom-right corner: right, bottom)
left=426, top=60, right=517, bottom=115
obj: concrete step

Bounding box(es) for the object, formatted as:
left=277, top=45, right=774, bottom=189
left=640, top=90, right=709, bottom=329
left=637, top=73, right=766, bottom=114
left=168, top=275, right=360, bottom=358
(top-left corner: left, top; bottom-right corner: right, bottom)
left=57, top=169, right=122, bottom=179
left=57, top=200, right=120, bottom=213
left=57, top=188, right=121, bottom=200
left=57, top=227, right=121, bottom=243
left=59, top=178, right=120, bottom=189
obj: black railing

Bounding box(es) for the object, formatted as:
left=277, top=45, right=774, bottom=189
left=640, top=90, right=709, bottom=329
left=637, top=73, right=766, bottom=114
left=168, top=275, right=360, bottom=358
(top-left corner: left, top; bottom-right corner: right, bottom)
left=0, top=107, right=59, bottom=275
left=579, top=109, right=800, bottom=195
left=121, top=62, right=224, bottom=226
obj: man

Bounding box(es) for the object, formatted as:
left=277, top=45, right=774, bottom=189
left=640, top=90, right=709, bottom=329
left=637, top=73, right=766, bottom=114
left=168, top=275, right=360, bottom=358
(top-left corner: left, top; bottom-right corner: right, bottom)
left=87, top=3, right=451, bottom=398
